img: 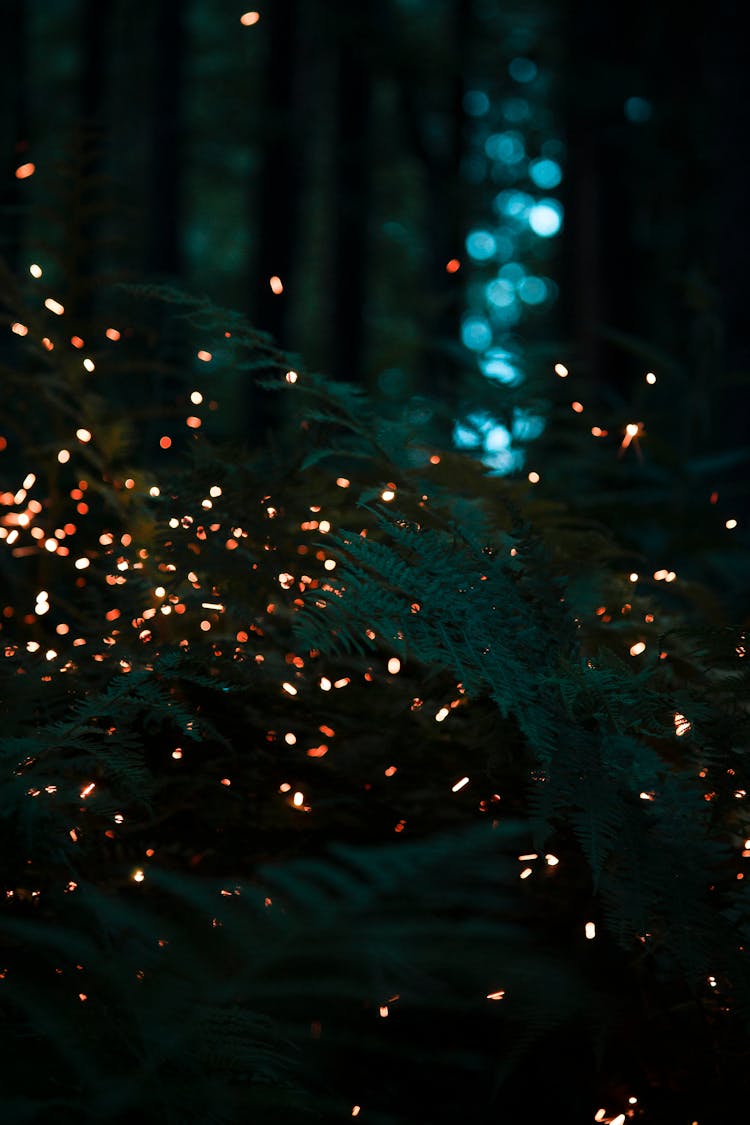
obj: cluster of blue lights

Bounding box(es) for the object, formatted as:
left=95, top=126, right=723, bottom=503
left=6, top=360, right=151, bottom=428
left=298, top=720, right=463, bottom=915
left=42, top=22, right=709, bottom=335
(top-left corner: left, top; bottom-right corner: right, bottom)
left=454, top=55, right=563, bottom=471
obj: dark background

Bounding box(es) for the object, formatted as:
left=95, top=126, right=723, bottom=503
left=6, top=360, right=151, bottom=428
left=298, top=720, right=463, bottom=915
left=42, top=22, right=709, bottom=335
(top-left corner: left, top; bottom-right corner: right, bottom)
left=2, top=0, right=749, bottom=535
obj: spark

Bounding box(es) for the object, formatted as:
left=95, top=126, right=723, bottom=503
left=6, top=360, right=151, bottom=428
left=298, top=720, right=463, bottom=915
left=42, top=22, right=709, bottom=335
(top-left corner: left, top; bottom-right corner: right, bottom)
left=379, top=1005, right=389, bottom=1017
left=105, top=327, right=121, bottom=340
left=452, top=776, right=469, bottom=792
left=269, top=275, right=284, bottom=294
left=240, top=10, right=260, bottom=24
left=197, top=350, right=212, bottom=362
left=726, top=518, right=738, bottom=530
left=15, top=162, right=35, bottom=179
left=76, top=428, right=91, bottom=443
left=446, top=258, right=461, bottom=272
left=282, top=682, right=297, bottom=695
left=387, top=657, right=401, bottom=674
left=486, top=989, right=506, bottom=1000
left=674, top=713, right=691, bottom=737
left=381, top=489, right=396, bottom=501
left=160, top=436, right=172, bottom=449
left=646, top=371, right=656, bottom=384
left=29, top=263, right=42, bottom=277
left=133, top=869, right=145, bottom=882
left=190, top=390, right=203, bottom=404
left=285, top=370, right=298, bottom=383
left=629, top=641, right=646, bottom=656
left=74, top=558, right=90, bottom=570
left=611, top=1116, right=626, bottom=1125
left=11, top=322, right=28, bottom=336
left=83, top=358, right=95, bottom=372
left=594, top=1112, right=606, bottom=1123
left=336, top=477, right=350, bottom=488
left=571, top=401, right=584, bottom=413
left=528, top=471, right=540, bottom=484
left=292, top=791, right=304, bottom=807
left=44, top=298, right=64, bottom=315
left=435, top=707, right=449, bottom=722
left=519, top=867, right=532, bottom=879
left=554, top=362, right=568, bottom=377
left=351, top=1109, right=361, bottom=1119
left=629, top=572, right=638, bottom=582
left=620, top=421, right=644, bottom=452
left=545, top=854, right=559, bottom=866
left=585, top=921, right=596, bottom=940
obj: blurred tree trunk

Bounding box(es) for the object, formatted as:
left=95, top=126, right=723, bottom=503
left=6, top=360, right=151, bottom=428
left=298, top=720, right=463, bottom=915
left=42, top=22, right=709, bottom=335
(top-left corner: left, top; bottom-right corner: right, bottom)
left=246, top=0, right=303, bottom=440
left=392, top=0, right=472, bottom=434
left=330, top=0, right=372, bottom=384
left=560, top=0, right=636, bottom=397
left=148, top=0, right=185, bottom=278
left=0, top=0, right=29, bottom=276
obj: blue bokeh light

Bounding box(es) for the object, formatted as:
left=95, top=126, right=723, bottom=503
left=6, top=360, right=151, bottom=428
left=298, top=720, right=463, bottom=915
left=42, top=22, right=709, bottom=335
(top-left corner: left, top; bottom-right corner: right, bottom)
left=528, top=199, right=563, bottom=237
left=485, top=131, right=525, bottom=164
left=508, top=57, right=538, bottom=84
left=463, top=90, right=490, bottom=117
left=466, top=229, right=497, bottom=261
left=517, top=276, right=547, bottom=304
left=461, top=316, right=493, bottom=352
left=529, top=157, right=562, bottom=189
left=624, top=96, right=652, bottom=123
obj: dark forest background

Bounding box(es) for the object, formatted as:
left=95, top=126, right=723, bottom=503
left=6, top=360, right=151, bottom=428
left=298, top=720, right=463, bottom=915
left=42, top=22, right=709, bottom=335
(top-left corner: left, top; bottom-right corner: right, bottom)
left=3, top=0, right=749, bottom=468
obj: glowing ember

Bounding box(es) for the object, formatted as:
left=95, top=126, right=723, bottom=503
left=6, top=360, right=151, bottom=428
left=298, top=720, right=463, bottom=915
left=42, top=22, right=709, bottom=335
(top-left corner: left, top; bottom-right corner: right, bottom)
left=15, top=162, right=35, bottom=179
left=451, top=776, right=469, bottom=792
left=240, top=10, right=260, bottom=25
left=554, top=362, right=568, bottom=377
left=585, top=921, right=596, bottom=940
left=44, top=298, right=64, bottom=315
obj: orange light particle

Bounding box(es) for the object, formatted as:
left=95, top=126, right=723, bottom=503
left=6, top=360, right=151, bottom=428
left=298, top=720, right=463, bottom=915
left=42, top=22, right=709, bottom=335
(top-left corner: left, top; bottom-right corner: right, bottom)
left=105, top=327, right=121, bottom=341
left=186, top=416, right=202, bottom=429
left=571, top=401, right=584, bottom=413
left=11, top=322, right=28, bottom=336
left=45, top=298, right=64, bottom=316
left=269, top=275, right=284, bottom=294
left=15, top=163, right=35, bottom=179
left=445, top=258, right=461, bottom=273
left=197, top=350, right=212, bottom=362
left=159, top=436, right=172, bottom=449
left=71, top=336, right=84, bottom=348
left=240, top=10, right=260, bottom=24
